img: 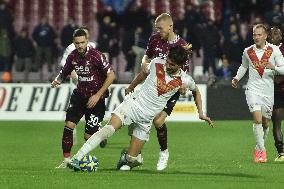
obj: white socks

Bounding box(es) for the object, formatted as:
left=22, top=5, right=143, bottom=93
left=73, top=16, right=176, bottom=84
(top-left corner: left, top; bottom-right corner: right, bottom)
left=253, top=123, right=265, bottom=151
left=73, top=125, right=115, bottom=160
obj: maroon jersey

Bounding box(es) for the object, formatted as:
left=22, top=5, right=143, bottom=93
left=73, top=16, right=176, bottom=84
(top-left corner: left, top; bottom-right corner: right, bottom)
left=275, top=44, right=284, bottom=92
left=59, top=47, right=113, bottom=98
left=145, top=33, right=190, bottom=73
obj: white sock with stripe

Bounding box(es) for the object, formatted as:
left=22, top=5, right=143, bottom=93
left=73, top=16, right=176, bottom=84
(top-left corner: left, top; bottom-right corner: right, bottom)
left=253, top=123, right=265, bottom=150
left=73, top=125, right=115, bottom=160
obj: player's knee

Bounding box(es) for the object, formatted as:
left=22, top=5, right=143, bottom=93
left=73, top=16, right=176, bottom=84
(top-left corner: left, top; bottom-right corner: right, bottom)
left=84, top=133, right=91, bottom=141
left=254, top=120, right=262, bottom=124
left=153, top=117, right=165, bottom=128
left=66, top=121, right=76, bottom=129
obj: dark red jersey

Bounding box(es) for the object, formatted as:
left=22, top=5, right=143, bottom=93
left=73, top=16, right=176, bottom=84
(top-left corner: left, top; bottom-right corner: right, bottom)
left=275, top=43, right=284, bottom=92
left=145, top=33, right=191, bottom=73
left=60, top=47, right=113, bottom=98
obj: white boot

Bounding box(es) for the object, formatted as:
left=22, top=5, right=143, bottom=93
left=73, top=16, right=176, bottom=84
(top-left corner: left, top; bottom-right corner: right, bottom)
left=55, top=157, right=71, bottom=169
left=157, top=149, right=169, bottom=171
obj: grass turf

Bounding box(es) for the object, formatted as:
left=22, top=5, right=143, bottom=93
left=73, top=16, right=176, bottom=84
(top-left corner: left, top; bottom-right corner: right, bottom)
left=0, top=120, right=284, bottom=189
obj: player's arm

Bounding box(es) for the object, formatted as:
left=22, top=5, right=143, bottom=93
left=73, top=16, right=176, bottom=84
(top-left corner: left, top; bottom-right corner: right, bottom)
left=125, top=68, right=148, bottom=95
left=87, top=69, right=115, bottom=108
left=192, top=86, right=213, bottom=128
left=60, top=45, right=78, bottom=84
left=141, top=54, right=151, bottom=73
left=232, top=51, right=249, bottom=88
left=51, top=56, right=74, bottom=88
left=265, top=48, right=284, bottom=75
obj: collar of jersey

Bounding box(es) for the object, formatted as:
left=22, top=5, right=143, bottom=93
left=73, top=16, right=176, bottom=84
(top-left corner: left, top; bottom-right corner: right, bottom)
left=253, top=41, right=269, bottom=51
left=168, top=34, right=180, bottom=44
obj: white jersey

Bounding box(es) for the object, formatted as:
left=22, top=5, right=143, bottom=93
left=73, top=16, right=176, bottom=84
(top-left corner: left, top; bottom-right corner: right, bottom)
left=129, top=57, right=196, bottom=122
left=59, top=42, right=97, bottom=67
left=242, top=42, right=284, bottom=97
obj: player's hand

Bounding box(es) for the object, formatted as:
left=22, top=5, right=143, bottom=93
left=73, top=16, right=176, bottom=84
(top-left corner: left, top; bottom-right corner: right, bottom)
left=87, top=93, right=100, bottom=108
left=231, top=78, right=238, bottom=88
left=51, top=79, right=61, bottom=88
left=199, top=114, right=214, bottom=128
left=265, top=62, right=275, bottom=70
left=125, top=87, right=134, bottom=96
left=141, top=62, right=150, bottom=73
left=183, top=43, right=192, bottom=51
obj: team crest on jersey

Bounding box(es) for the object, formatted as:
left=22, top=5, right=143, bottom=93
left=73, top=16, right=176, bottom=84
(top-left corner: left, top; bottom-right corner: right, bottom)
left=155, top=63, right=182, bottom=96
left=247, top=46, right=273, bottom=77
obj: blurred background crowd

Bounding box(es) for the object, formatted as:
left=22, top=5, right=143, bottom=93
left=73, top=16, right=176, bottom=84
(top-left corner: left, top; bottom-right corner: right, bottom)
left=0, top=0, right=283, bottom=85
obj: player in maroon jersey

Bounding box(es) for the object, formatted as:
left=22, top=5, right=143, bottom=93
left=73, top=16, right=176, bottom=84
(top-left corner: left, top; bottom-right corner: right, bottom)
left=269, top=27, right=284, bottom=161
left=125, top=13, right=192, bottom=171
left=51, top=29, right=116, bottom=168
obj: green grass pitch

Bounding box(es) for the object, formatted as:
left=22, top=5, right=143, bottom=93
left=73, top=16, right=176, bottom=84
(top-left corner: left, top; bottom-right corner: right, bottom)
left=0, top=120, right=284, bottom=189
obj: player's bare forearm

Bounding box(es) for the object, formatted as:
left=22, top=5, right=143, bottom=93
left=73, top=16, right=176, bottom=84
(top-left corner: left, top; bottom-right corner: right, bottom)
left=127, top=70, right=148, bottom=92
left=141, top=55, right=150, bottom=65
left=192, top=86, right=203, bottom=116
left=141, top=55, right=151, bottom=73
left=96, top=69, right=116, bottom=97
left=193, top=87, right=214, bottom=127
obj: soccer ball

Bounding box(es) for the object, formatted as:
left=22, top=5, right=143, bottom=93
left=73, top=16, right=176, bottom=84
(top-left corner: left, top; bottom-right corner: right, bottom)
left=79, top=155, right=99, bottom=172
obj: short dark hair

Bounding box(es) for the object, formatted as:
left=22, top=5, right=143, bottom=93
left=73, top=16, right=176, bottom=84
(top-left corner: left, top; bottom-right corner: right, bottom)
left=167, top=46, right=188, bottom=66
left=73, top=28, right=87, bottom=38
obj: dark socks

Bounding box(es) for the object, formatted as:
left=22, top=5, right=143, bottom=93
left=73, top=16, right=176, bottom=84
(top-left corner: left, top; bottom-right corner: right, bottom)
left=62, top=126, right=74, bottom=157
left=156, top=124, right=168, bottom=151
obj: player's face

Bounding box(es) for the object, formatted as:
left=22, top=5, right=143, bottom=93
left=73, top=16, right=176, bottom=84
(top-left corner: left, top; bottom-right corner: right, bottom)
left=74, top=36, right=88, bottom=54
left=253, top=27, right=267, bottom=48
left=270, top=29, right=282, bottom=45
left=166, top=58, right=180, bottom=75
left=155, top=20, right=171, bottom=40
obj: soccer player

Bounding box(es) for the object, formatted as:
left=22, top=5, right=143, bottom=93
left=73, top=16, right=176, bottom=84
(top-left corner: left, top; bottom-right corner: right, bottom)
left=67, top=46, right=213, bottom=171
left=59, top=26, right=97, bottom=84
left=52, top=28, right=115, bottom=168
left=268, top=27, right=284, bottom=161
left=232, top=24, right=284, bottom=163
left=59, top=27, right=97, bottom=146
left=126, top=13, right=192, bottom=171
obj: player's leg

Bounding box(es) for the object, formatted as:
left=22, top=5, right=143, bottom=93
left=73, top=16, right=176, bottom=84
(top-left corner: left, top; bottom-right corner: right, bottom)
left=153, top=111, right=169, bottom=171
left=246, top=92, right=266, bottom=162
left=262, top=116, right=269, bottom=140
left=272, top=107, right=284, bottom=161
left=56, top=91, right=84, bottom=169
left=84, top=99, right=107, bottom=148
left=251, top=110, right=267, bottom=162
left=68, top=114, right=122, bottom=171
left=118, top=125, right=148, bottom=171
left=153, top=91, right=180, bottom=170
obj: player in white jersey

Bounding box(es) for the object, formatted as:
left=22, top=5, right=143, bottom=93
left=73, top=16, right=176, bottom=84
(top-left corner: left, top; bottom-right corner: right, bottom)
left=67, top=46, right=213, bottom=171
left=232, top=24, right=284, bottom=163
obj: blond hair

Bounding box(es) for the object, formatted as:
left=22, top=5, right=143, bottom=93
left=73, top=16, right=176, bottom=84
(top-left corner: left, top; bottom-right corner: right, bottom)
left=155, top=13, right=173, bottom=24
left=253, top=24, right=268, bottom=34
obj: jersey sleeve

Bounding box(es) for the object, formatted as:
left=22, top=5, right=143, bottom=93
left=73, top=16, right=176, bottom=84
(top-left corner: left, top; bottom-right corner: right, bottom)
left=184, top=75, right=196, bottom=91
left=97, top=52, right=112, bottom=74
left=59, top=54, right=74, bottom=81
left=274, top=46, right=284, bottom=67
left=145, top=35, right=155, bottom=59
left=60, top=44, right=73, bottom=67
left=241, top=49, right=249, bottom=68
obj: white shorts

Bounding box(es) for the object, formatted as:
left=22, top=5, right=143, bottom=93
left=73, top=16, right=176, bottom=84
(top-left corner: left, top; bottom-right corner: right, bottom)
left=245, top=90, right=274, bottom=119
left=112, top=100, right=152, bottom=141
